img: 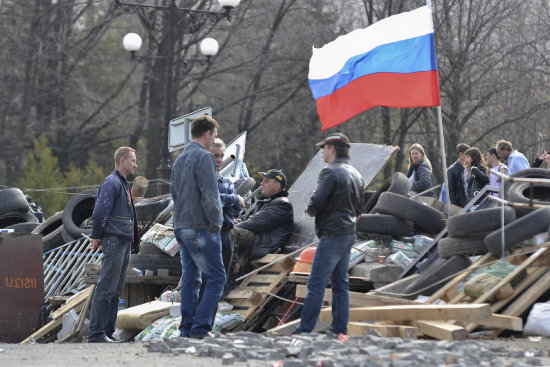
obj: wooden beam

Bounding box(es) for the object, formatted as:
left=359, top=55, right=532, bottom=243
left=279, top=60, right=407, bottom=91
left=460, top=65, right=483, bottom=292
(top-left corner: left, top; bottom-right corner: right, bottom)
left=468, top=314, right=522, bottom=331
left=415, top=321, right=468, bottom=340
left=295, top=284, right=422, bottom=307
left=50, top=286, right=93, bottom=320
left=224, top=289, right=263, bottom=305
left=319, top=304, right=492, bottom=323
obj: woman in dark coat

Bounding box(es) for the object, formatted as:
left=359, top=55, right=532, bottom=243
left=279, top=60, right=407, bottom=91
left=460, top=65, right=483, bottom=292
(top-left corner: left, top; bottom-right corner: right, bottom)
left=465, top=147, right=490, bottom=200
left=406, top=143, right=434, bottom=196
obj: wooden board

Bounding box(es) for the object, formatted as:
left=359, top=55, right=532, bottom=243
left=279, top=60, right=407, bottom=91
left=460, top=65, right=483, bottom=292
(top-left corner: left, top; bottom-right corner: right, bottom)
left=251, top=254, right=295, bottom=272
left=224, top=289, right=262, bottom=305
left=459, top=314, right=522, bottom=331
left=319, top=304, right=492, bottom=323
left=50, top=286, right=93, bottom=320
left=83, top=274, right=180, bottom=285
left=295, top=284, right=422, bottom=307
left=414, top=321, right=468, bottom=341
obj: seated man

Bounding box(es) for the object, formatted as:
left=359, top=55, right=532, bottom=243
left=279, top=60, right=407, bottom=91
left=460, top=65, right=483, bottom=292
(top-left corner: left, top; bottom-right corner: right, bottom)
left=230, top=169, right=294, bottom=280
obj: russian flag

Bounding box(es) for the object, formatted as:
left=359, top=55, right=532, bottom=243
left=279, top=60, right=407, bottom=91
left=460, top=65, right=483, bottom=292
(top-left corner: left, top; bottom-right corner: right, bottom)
left=309, top=5, right=441, bottom=131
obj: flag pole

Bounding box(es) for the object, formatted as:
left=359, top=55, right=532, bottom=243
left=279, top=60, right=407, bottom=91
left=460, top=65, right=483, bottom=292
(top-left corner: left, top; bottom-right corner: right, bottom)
left=436, top=105, right=451, bottom=206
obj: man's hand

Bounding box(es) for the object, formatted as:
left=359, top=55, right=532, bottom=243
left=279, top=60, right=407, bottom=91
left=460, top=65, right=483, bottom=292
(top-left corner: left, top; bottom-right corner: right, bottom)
left=540, top=152, right=549, bottom=160
left=237, top=195, right=246, bottom=208
left=88, top=238, right=102, bottom=250
left=304, top=206, right=308, bottom=214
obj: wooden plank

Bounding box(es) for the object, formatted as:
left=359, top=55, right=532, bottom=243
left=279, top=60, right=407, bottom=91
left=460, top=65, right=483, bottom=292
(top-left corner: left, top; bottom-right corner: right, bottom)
left=51, top=286, right=93, bottom=320
left=427, top=253, right=494, bottom=303
left=415, top=321, right=468, bottom=341
left=20, top=318, right=64, bottom=344
left=57, top=285, right=96, bottom=343
left=319, top=304, right=492, bottom=323
left=467, top=314, right=522, bottom=331
left=224, top=289, right=262, bottom=305
left=295, top=284, right=422, bottom=307
left=251, top=254, right=295, bottom=271
left=247, top=273, right=281, bottom=284
left=84, top=274, right=180, bottom=285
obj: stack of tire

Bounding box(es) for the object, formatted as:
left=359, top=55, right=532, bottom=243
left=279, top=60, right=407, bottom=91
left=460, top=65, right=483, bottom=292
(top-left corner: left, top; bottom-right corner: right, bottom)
left=504, top=168, right=550, bottom=217
left=0, top=188, right=40, bottom=233
left=357, top=172, right=447, bottom=237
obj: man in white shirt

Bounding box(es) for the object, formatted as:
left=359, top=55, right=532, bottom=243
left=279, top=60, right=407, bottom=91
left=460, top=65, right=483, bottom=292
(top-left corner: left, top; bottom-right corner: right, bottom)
left=495, top=140, right=530, bottom=175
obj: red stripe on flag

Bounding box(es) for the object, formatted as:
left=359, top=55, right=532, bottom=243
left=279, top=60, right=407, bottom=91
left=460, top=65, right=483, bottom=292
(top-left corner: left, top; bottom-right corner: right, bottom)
left=315, top=70, right=441, bottom=131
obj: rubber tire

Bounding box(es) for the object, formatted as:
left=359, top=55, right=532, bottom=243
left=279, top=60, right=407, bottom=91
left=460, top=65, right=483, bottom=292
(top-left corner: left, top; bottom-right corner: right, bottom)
left=235, top=177, right=256, bottom=196
left=506, top=182, right=550, bottom=217
left=62, top=189, right=97, bottom=239
left=437, top=236, right=488, bottom=259
left=447, top=207, right=516, bottom=237
left=0, top=188, right=30, bottom=216
left=33, top=211, right=65, bottom=252
left=403, top=255, right=472, bottom=296
left=484, top=207, right=550, bottom=256
left=373, top=191, right=446, bottom=233
left=5, top=221, right=40, bottom=233
left=129, top=254, right=182, bottom=276
left=503, top=168, right=550, bottom=195
left=356, top=213, right=414, bottom=236
left=363, top=172, right=412, bottom=213
left=138, top=241, right=169, bottom=255
left=135, top=196, right=172, bottom=224
left=0, top=210, right=39, bottom=228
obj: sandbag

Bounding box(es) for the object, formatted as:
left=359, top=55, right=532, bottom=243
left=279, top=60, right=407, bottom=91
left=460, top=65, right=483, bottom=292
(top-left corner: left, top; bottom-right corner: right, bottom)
left=116, top=300, right=174, bottom=330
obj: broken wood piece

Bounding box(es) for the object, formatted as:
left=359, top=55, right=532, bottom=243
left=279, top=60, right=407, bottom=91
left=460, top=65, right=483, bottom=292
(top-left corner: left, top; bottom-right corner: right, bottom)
left=251, top=253, right=295, bottom=272
left=224, top=289, right=263, bottom=305
left=57, top=284, right=96, bottom=343
left=319, top=304, right=492, bottom=323
left=414, top=321, right=468, bottom=341
left=295, top=284, right=422, bottom=307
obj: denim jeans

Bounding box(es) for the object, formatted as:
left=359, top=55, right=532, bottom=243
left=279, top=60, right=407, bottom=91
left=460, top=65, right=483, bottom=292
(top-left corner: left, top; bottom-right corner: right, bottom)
left=295, top=233, right=355, bottom=335
left=88, top=234, right=131, bottom=340
left=175, top=228, right=226, bottom=337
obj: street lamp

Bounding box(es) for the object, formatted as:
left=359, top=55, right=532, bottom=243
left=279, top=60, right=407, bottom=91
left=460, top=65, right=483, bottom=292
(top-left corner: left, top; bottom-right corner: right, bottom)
left=116, top=0, right=241, bottom=195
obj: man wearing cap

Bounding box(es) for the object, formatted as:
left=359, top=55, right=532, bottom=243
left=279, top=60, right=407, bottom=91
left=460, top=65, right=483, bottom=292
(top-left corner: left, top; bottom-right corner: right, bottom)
left=229, top=168, right=294, bottom=281
left=294, top=132, right=364, bottom=336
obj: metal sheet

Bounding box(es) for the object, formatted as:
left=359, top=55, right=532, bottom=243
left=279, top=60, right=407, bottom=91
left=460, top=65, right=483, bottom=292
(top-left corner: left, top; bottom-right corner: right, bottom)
left=0, top=233, right=44, bottom=343
left=286, top=143, right=398, bottom=250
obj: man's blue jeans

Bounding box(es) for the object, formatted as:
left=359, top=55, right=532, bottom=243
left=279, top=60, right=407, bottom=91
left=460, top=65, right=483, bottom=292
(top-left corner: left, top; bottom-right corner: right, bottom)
left=88, top=235, right=131, bottom=340
left=175, top=228, right=226, bottom=337
left=295, top=233, right=355, bottom=335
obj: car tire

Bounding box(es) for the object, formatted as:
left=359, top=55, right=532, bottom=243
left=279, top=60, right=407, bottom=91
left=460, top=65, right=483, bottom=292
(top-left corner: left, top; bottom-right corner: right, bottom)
left=235, top=177, right=256, bottom=197
left=33, top=211, right=65, bottom=252
left=363, top=172, right=412, bottom=213
left=0, top=188, right=30, bottom=216
left=5, top=221, right=40, bottom=233
left=506, top=181, right=550, bottom=217
left=0, top=210, right=39, bottom=228
left=373, top=191, right=446, bottom=233
left=135, top=195, right=172, bottom=225
left=437, top=236, right=488, bottom=259
left=447, top=207, right=516, bottom=237
left=356, top=213, right=414, bottom=236
left=484, top=207, right=550, bottom=256
left=62, top=189, right=97, bottom=239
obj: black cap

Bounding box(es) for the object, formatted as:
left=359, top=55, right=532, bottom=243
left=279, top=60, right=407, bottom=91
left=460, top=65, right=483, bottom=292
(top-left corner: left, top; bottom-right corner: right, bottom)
left=257, top=169, right=287, bottom=189
left=316, top=133, right=351, bottom=148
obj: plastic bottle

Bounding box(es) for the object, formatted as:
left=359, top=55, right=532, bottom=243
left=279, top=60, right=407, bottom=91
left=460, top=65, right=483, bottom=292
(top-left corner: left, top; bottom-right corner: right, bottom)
left=118, top=298, right=128, bottom=311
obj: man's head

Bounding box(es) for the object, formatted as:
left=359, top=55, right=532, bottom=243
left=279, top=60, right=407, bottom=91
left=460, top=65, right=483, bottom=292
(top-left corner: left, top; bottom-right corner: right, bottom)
left=496, top=140, right=513, bottom=160
left=257, top=169, right=287, bottom=197
left=457, top=143, right=470, bottom=164
left=544, top=151, right=550, bottom=168
left=485, top=147, right=500, bottom=166
left=191, top=115, right=218, bottom=150
left=114, top=146, right=137, bottom=178
left=316, top=133, right=351, bottom=163
left=210, top=138, right=225, bottom=172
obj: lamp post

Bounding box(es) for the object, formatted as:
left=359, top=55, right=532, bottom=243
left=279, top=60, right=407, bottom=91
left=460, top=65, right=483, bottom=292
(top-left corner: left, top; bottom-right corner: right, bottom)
left=116, top=0, right=240, bottom=195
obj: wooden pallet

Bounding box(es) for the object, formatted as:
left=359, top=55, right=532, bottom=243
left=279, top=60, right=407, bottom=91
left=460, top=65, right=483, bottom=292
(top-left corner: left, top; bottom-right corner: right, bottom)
left=224, top=254, right=295, bottom=330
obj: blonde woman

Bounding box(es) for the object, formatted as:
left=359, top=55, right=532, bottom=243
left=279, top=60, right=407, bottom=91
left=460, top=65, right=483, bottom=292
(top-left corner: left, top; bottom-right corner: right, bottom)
left=406, top=143, right=434, bottom=196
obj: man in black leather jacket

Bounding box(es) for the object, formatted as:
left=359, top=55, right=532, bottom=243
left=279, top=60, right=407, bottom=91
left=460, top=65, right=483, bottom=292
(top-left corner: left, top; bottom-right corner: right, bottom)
left=447, top=143, right=470, bottom=207
left=294, top=133, right=364, bottom=336
left=229, top=169, right=294, bottom=281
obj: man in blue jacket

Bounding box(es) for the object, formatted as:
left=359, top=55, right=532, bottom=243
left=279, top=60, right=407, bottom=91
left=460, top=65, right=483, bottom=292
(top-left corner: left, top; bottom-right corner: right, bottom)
left=171, top=115, right=224, bottom=339
left=88, top=146, right=138, bottom=343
